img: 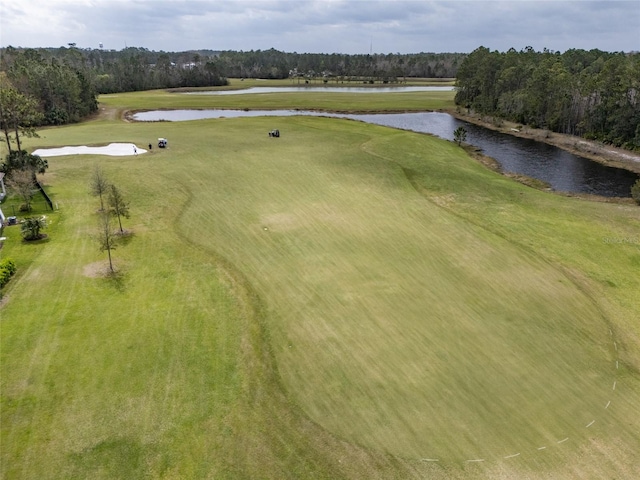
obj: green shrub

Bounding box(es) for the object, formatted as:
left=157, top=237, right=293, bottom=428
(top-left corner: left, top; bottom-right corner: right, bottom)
left=0, top=268, right=10, bottom=288
left=0, top=258, right=17, bottom=289
left=0, top=258, right=16, bottom=288
left=1, top=258, right=17, bottom=275
left=21, top=216, right=47, bottom=241
left=453, top=126, right=467, bottom=146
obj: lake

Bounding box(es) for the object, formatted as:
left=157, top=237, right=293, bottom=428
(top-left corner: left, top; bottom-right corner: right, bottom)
left=132, top=109, right=639, bottom=197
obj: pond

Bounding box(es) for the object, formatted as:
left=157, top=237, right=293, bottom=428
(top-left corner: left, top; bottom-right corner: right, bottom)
left=132, top=109, right=639, bottom=197
left=182, top=86, right=455, bottom=95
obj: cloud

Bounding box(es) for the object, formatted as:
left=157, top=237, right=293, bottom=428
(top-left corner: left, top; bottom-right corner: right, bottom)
left=1, top=0, right=638, bottom=53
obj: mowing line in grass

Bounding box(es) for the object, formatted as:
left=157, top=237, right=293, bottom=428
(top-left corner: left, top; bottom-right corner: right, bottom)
left=3, top=90, right=639, bottom=479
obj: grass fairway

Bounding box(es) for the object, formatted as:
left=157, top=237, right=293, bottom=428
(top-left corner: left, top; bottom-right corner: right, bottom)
left=1, top=91, right=639, bottom=479
left=97, top=82, right=455, bottom=114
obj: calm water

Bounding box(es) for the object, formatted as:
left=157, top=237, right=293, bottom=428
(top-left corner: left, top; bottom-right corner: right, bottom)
left=183, top=86, right=455, bottom=95
left=132, top=109, right=639, bottom=197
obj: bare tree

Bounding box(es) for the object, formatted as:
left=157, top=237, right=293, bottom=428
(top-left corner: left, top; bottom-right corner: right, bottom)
left=108, top=184, right=130, bottom=233
left=89, top=166, right=109, bottom=211
left=6, top=169, right=37, bottom=211
left=97, top=211, right=117, bottom=273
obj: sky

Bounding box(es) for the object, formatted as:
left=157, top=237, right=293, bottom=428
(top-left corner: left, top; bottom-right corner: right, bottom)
left=1, top=0, right=638, bottom=54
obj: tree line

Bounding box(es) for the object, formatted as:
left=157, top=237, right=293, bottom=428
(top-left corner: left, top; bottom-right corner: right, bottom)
left=455, top=46, right=640, bottom=150
left=3, top=44, right=638, bottom=149
left=1, top=46, right=463, bottom=94
left=1, top=48, right=98, bottom=126
left=214, top=49, right=464, bottom=81
left=0, top=45, right=464, bottom=131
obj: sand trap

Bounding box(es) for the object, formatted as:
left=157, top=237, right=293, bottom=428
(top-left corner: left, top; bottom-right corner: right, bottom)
left=33, top=143, right=147, bottom=157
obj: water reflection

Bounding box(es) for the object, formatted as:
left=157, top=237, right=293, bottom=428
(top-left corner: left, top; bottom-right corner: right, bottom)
left=132, top=109, right=639, bottom=197
left=349, top=112, right=639, bottom=196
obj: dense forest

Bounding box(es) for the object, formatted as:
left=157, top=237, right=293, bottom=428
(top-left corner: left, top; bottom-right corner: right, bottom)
left=0, top=46, right=463, bottom=130
left=1, top=46, right=463, bottom=93
left=1, top=48, right=98, bottom=126
left=214, top=49, right=464, bottom=80
left=2, top=45, right=639, bottom=151
left=0, top=46, right=228, bottom=98
left=455, top=47, right=640, bottom=149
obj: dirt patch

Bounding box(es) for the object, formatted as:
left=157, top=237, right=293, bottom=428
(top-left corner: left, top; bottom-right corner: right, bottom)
left=94, top=105, right=121, bottom=122
left=431, top=193, right=457, bottom=207
left=113, top=229, right=134, bottom=238
left=83, top=261, right=117, bottom=278
left=448, top=109, right=640, bottom=175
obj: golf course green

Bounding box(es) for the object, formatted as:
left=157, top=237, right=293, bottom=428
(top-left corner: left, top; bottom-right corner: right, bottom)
left=1, top=83, right=639, bottom=479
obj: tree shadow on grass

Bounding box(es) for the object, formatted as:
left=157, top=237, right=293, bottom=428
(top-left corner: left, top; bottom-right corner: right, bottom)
left=69, top=437, right=145, bottom=479
left=22, top=234, right=50, bottom=245
left=105, top=267, right=127, bottom=293
left=83, top=261, right=127, bottom=293
left=114, top=230, right=135, bottom=247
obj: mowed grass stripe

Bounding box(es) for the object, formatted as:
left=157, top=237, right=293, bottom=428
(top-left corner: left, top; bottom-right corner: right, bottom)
left=1, top=160, right=244, bottom=478
left=167, top=116, right=615, bottom=460
left=2, top=104, right=638, bottom=478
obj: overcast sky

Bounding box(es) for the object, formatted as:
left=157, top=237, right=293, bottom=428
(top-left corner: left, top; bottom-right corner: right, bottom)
left=1, top=0, right=638, bottom=54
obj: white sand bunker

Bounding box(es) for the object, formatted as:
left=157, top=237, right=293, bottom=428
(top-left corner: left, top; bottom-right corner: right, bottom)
left=33, top=143, right=147, bottom=157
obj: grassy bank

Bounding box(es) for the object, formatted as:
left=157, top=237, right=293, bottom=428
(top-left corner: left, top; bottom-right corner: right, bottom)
left=448, top=109, right=640, bottom=175
left=1, top=90, right=639, bottom=479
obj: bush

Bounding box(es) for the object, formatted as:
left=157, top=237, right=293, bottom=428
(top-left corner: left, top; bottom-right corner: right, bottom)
left=453, top=126, right=467, bottom=146
left=1, top=258, right=17, bottom=275
left=21, top=216, right=46, bottom=241
left=0, top=258, right=17, bottom=289
left=0, top=268, right=10, bottom=288
left=632, top=179, right=640, bottom=205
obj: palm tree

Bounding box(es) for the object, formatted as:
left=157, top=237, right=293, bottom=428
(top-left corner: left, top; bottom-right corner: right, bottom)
left=21, top=216, right=46, bottom=240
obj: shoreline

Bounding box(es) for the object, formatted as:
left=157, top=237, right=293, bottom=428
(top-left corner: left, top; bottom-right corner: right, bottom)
left=462, top=145, right=636, bottom=204
left=122, top=105, right=640, bottom=176
left=446, top=109, right=640, bottom=176
left=118, top=104, right=638, bottom=203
